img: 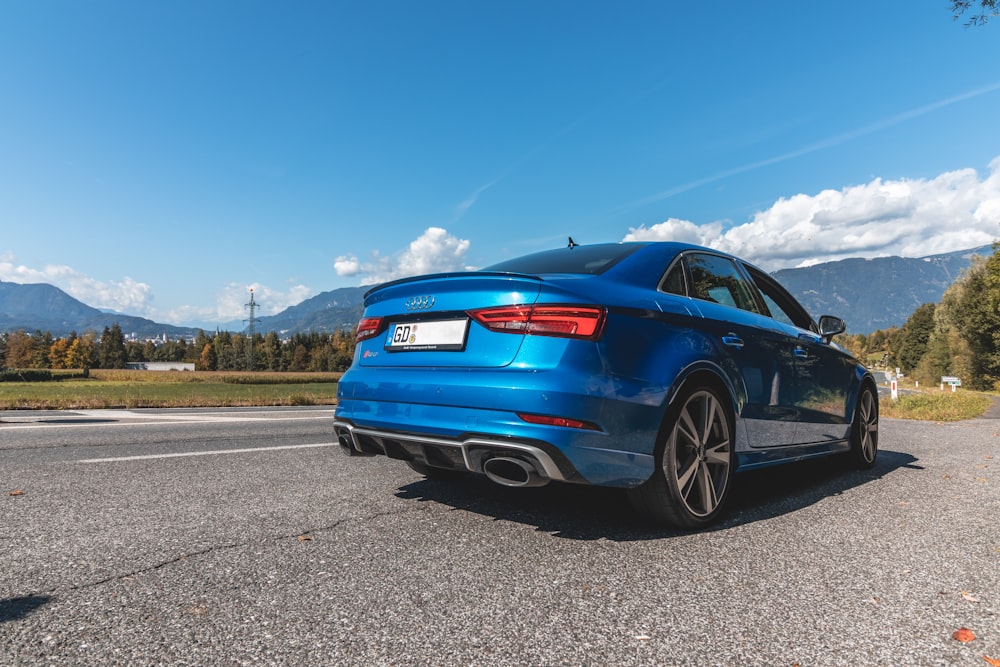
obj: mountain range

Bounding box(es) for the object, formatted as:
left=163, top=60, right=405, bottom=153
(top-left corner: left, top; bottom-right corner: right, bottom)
left=0, top=245, right=993, bottom=339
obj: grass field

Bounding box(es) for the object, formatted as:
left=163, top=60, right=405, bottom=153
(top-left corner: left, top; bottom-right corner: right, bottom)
left=0, top=370, right=340, bottom=410
left=1, top=369, right=995, bottom=422
left=880, top=387, right=994, bottom=421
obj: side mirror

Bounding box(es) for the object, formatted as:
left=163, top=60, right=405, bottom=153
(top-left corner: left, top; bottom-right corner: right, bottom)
left=818, top=315, right=846, bottom=342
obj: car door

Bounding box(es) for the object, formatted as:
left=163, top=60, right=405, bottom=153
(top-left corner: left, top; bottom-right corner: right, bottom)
left=666, top=252, right=802, bottom=447
left=742, top=265, right=854, bottom=445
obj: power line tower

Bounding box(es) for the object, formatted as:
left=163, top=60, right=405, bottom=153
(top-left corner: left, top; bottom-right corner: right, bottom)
left=244, top=288, right=261, bottom=371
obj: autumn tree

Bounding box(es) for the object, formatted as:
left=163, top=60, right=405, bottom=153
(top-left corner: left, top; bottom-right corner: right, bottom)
left=67, top=333, right=98, bottom=370
left=4, top=331, right=35, bottom=368
left=48, top=336, right=74, bottom=369
left=198, top=343, right=217, bottom=371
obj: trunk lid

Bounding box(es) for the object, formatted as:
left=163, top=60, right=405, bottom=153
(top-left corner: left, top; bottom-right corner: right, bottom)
left=357, top=272, right=543, bottom=368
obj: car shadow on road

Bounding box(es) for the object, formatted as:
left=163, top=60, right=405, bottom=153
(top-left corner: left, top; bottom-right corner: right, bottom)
left=0, top=595, right=53, bottom=623
left=394, top=449, right=918, bottom=541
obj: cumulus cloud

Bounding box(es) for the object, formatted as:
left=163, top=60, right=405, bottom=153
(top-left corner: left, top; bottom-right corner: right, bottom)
left=159, top=282, right=316, bottom=325
left=337, top=227, right=473, bottom=285
left=209, top=282, right=315, bottom=322
left=333, top=255, right=361, bottom=277
left=623, top=218, right=724, bottom=247
left=625, top=157, right=1000, bottom=270
left=0, top=255, right=154, bottom=314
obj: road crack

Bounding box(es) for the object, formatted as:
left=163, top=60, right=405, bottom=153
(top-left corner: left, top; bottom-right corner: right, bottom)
left=7, top=503, right=437, bottom=603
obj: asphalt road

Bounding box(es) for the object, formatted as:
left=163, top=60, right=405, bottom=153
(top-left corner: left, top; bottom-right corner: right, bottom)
left=1, top=406, right=997, bottom=666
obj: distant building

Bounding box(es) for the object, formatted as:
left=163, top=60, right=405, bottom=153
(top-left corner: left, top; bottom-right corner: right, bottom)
left=125, top=362, right=195, bottom=372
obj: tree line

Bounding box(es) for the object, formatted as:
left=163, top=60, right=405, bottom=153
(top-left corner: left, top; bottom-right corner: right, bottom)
left=0, top=326, right=357, bottom=373
left=838, top=242, right=1000, bottom=390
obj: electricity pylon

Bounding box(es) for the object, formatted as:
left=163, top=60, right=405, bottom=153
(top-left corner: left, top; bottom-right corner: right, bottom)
left=244, top=288, right=261, bottom=371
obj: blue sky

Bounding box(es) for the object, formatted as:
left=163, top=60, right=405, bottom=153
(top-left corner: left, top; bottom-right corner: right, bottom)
left=2, top=1, right=999, bottom=328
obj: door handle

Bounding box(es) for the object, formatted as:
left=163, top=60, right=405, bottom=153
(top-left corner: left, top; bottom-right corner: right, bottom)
left=722, top=334, right=744, bottom=349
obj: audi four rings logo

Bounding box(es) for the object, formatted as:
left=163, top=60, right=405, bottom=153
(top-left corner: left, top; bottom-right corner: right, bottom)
left=405, top=296, right=436, bottom=310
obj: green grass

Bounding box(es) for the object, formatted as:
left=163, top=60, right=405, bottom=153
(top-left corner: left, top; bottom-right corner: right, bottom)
left=0, top=371, right=339, bottom=409
left=880, top=389, right=993, bottom=422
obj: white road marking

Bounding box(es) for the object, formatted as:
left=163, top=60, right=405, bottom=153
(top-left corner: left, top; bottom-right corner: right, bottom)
left=0, top=409, right=332, bottom=429
left=77, top=442, right=336, bottom=463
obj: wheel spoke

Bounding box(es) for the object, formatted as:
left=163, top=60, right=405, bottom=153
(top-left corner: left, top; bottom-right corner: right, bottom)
left=705, top=441, right=730, bottom=466
left=696, top=461, right=719, bottom=512
left=677, top=409, right=700, bottom=449
left=675, top=447, right=699, bottom=494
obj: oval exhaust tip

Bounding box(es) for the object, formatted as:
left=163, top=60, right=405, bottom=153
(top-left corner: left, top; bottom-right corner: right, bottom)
left=482, top=456, right=549, bottom=488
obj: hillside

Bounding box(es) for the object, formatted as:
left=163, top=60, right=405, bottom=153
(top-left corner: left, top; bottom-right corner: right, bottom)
left=772, top=245, right=991, bottom=333
left=256, top=286, right=368, bottom=335
left=0, top=280, right=200, bottom=339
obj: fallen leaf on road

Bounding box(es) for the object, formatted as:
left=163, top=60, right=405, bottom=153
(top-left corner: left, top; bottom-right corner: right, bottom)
left=953, top=628, right=977, bottom=643
left=634, top=635, right=651, bottom=641
left=298, top=534, right=314, bottom=542
left=8, top=489, right=23, bottom=496
left=962, top=591, right=981, bottom=603
left=983, top=656, right=1000, bottom=667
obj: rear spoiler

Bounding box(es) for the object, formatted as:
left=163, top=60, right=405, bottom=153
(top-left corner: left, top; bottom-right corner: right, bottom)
left=363, top=271, right=543, bottom=299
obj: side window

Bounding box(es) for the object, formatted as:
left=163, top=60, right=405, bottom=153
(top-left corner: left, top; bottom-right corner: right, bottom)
left=685, top=254, right=759, bottom=313
left=661, top=260, right=686, bottom=296
left=745, top=265, right=815, bottom=331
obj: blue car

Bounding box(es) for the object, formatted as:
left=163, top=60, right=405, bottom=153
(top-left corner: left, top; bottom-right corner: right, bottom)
left=334, top=241, right=879, bottom=528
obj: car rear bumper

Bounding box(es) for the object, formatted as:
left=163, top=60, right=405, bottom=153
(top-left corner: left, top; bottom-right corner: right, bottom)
left=333, top=400, right=656, bottom=487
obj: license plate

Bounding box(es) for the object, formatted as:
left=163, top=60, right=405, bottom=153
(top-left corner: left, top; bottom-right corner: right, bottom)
left=385, top=319, right=469, bottom=351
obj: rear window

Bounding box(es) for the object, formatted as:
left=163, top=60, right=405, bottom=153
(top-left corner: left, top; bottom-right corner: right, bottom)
left=483, top=243, right=642, bottom=276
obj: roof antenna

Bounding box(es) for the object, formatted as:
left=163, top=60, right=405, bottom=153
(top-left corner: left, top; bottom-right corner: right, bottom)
left=567, top=236, right=578, bottom=248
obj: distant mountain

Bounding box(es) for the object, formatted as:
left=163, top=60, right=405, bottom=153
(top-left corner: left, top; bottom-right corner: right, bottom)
left=773, top=245, right=992, bottom=333
left=0, top=280, right=200, bottom=339
left=1, top=246, right=992, bottom=339
left=257, top=246, right=994, bottom=336
left=256, top=286, right=368, bottom=335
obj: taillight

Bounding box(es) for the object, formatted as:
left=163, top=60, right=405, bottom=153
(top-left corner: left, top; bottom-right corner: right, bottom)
left=468, top=305, right=605, bottom=340
left=355, top=317, right=385, bottom=342
left=518, top=413, right=602, bottom=431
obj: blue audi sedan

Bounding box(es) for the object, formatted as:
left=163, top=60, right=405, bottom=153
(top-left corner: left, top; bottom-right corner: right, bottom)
left=334, top=241, right=878, bottom=528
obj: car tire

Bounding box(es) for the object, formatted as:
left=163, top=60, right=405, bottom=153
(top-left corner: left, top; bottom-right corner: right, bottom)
left=405, top=460, right=468, bottom=480
left=627, top=382, right=735, bottom=528
left=847, top=385, right=878, bottom=469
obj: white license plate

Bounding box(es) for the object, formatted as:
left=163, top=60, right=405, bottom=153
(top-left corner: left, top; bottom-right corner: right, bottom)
left=385, top=319, right=469, bottom=351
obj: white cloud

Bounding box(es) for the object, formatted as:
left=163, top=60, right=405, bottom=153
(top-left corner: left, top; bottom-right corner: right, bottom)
left=0, top=255, right=154, bottom=314
left=160, top=282, right=316, bottom=326
left=623, top=218, right=724, bottom=246
left=208, top=282, right=316, bottom=322
left=623, top=158, right=1000, bottom=271
left=333, top=255, right=361, bottom=276
left=341, top=227, right=473, bottom=285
